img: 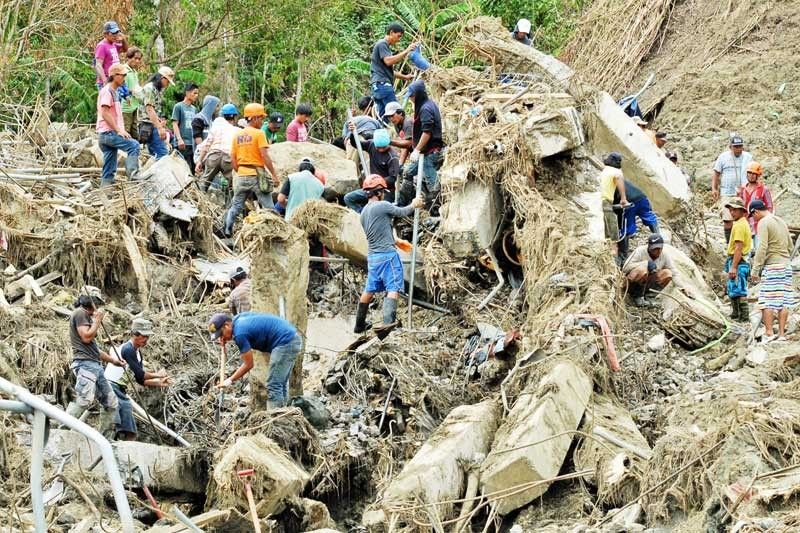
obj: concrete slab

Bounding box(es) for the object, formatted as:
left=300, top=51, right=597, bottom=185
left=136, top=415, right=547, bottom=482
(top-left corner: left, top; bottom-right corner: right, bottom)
left=136, top=153, right=194, bottom=217
left=479, top=360, right=592, bottom=515
left=573, top=191, right=605, bottom=242
left=523, top=107, right=585, bottom=157
left=268, top=142, right=358, bottom=195
left=590, top=92, right=690, bottom=215
left=290, top=201, right=368, bottom=266
left=374, top=399, right=500, bottom=523
left=440, top=180, right=504, bottom=259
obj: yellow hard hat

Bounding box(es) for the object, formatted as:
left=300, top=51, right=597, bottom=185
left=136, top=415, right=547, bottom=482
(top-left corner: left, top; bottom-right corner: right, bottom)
left=243, top=103, right=266, bottom=118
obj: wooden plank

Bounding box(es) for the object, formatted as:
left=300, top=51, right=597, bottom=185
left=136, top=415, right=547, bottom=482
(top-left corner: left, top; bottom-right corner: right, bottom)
left=6, top=271, right=62, bottom=301
left=121, top=225, right=149, bottom=309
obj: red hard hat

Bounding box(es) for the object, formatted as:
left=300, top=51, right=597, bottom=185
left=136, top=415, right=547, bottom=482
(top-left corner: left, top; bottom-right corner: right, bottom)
left=362, top=174, right=388, bottom=191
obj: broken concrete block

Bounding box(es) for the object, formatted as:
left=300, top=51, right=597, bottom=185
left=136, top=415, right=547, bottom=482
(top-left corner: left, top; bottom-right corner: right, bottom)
left=268, top=142, right=358, bottom=195
left=209, top=434, right=310, bottom=518
left=440, top=180, right=504, bottom=259
left=479, top=360, right=591, bottom=515
left=523, top=107, right=585, bottom=157
left=590, top=92, right=690, bottom=215
left=376, top=400, right=500, bottom=523
left=297, top=498, right=336, bottom=531
left=114, top=441, right=206, bottom=494
left=573, top=191, right=605, bottom=242
left=136, top=153, right=194, bottom=216
left=573, top=396, right=651, bottom=505
left=291, top=200, right=368, bottom=266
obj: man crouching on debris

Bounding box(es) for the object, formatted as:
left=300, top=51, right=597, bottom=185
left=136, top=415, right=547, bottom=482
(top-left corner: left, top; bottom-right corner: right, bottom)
left=724, top=197, right=753, bottom=321
left=354, top=175, right=423, bottom=338
left=209, top=312, right=303, bottom=409
left=622, top=234, right=674, bottom=307
left=104, top=318, right=172, bottom=440
left=65, top=288, right=125, bottom=437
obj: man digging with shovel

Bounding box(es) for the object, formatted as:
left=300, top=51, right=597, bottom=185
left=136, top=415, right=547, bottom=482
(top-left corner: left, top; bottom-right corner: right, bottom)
left=353, top=175, right=423, bottom=338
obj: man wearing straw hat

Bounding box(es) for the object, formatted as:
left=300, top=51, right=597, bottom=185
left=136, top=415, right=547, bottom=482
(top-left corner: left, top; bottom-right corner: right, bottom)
left=724, top=197, right=753, bottom=321
left=97, top=63, right=141, bottom=187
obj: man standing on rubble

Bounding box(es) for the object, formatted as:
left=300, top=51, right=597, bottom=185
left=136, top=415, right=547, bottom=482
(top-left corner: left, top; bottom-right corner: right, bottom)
left=739, top=161, right=773, bottom=247
left=94, top=21, right=128, bottom=89
left=403, top=80, right=445, bottom=215
left=138, top=67, right=175, bottom=160
left=712, top=135, right=753, bottom=243
left=599, top=152, right=629, bottom=263
left=171, top=83, right=200, bottom=172
left=615, top=179, right=659, bottom=260
left=385, top=101, right=414, bottom=165
left=354, top=175, right=423, bottom=338
left=209, top=312, right=303, bottom=409
left=224, top=103, right=279, bottom=237
left=121, top=47, right=144, bottom=140
left=97, top=63, right=141, bottom=187
left=622, top=234, right=675, bottom=307
left=749, top=200, right=796, bottom=342
left=104, top=318, right=172, bottom=440
left=65, top=288, right=125, bottom=437
left=511, top=19, right=532, bottom=45
left=195, top=103, right=239, bottom=192
left=370, top=22, right=417, bottom=117
left=344, top=128, right=400, bottom=213
left=724, top=197, right=753, bottom=321
left=228, top=267, right=252, bottom=315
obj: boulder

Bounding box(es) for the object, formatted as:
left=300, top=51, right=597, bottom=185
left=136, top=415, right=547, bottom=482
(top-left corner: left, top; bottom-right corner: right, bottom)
left=479, top=360, right=592, bottom=515
left=573, top=191, right=605, bottom=242
left=268, top=142, right=358, bottom=195
left=440, top=180, right=504, bottom=259
left=522, top=106, right=585, bottom=157
left=136, top=153, right=194, bottom=216
left=291, top=200, right=368, bottom=266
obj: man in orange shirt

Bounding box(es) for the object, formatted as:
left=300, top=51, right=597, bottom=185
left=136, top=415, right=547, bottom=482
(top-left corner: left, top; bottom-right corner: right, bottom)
left=224, top=103, right=279, bottom=237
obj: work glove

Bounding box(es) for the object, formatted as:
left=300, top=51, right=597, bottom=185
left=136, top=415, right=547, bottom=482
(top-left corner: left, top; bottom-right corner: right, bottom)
left=647, top=260, right=657, bottom=274
left=409, top=149, right=420, bottom=163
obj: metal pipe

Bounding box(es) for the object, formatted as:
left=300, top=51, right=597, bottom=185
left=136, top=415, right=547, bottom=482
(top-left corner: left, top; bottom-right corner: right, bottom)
left=0, top=399, right=33, bottom=414
left=0, top=377, right=135, bottom=533
left=407, top=154, right=424, bottom=327
left=129, top=398, right=191, bottom=447
left=30, top=410, right=46, bottom=533
left=309, top=256, right=349, bottom=264
left=173, top=507, right=205, bottom=533
left=347, top=109, right=371, bottom=180
left=477, top=248, right=505, bottom=310
left=404, top=294, right=450, bottom=314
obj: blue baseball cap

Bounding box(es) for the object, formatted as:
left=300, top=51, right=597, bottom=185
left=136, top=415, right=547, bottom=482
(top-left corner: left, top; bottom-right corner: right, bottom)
left=748, top=199, right=767, bottom=215
left=208, top=313, right=231, bottom=340
left=103, top=21, right=121, bottom=34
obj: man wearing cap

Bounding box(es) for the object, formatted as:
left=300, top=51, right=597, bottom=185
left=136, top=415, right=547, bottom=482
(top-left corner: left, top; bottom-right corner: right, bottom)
left=712, top=135, right=753, bottom=242
left=404, top=80, right=445, bottom=214
left=94, top=21, right=128, bottom=88
left=342, top=96, right=383, bottom=167
left=370, top=22, right=418, bottom=117
left=277, top=158, right=325, bottom=221
left=209, top=312, right=303, bottom=409
left=724, top=197, right=753, bottom=321
left=65, top=288, right=125, bottom=437
left=622, top=234, right=675, bottom=307
left=750, top=201, right=797, bottom=342
left=262, top=112, right=285, bottom=144
left=739, top=161, right=773, bottom=246
left=344, top=127, right=400, bottom=213
left=385, top=101, right=414, bottom=165
left=355, top=176, right=424, bottom=337
left=97, top=63, right=141, bottom=187
left=196, top=103, right=239, bottom=192
left=655, top=132, right=668, bottom=152
left=137, top=67, right=175, bottom=160
left=511, top=19, right=532, bottom=45
left=104, top=318, right=172, bottom=440
left=225, top=103, right=279, bottom=236
left=599, top=152, right=629, bottom=262
left=633, top=116, right=657, bottom=144
left=228, top=267, right=252, bottom=315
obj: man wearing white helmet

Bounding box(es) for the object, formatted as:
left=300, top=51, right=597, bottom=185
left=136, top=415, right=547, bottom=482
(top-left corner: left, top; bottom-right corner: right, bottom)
left=511, top=19, right=532, bottom=46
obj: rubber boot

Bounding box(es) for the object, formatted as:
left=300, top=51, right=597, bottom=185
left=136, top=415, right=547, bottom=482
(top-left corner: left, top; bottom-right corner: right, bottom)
left=375, top=298, right=399, bottom=340
left=730, top=297, right=740, bottom=321
left=738, top=298, right=750, bottom=322
left=267, top=400, right=281, bottom=410
left=724, top=227, right=732, bottom=245
left=354, top=302, right=371, bottom=334
left=98, top=409, right=117, bottom=440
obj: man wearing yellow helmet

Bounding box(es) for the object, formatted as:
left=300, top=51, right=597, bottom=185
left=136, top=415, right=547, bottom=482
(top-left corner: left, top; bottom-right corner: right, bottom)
left=224, top=103, right=279, bottom=237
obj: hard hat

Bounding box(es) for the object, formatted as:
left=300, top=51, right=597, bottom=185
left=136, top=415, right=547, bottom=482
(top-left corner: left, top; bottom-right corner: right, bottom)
left=221, top=103, right=239, bottom=116
left=373, top=129, right=390, bottom=148
left=516, top=19, right=531, bottom=34
left=746, top=161, right=763, bottom=176
left=603, top=152, right=623, bottom=169
left=243, top=103, right=266, bottom=118
left=362, top=174, right=389, bottom=191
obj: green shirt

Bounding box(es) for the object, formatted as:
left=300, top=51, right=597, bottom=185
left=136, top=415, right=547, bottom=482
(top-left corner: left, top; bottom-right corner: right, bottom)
left=121, top=65, right=142, bottom=114
left=261, top=124, right=283, bottom=144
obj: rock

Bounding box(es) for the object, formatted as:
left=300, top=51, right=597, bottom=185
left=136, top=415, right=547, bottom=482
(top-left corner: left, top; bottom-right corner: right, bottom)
left=136, top=153, right=194, bottom=217
left=573, top=191, right=605, bottom=242
left=114, top=441, right=207, bottom=494
left=589, top=92, right=690, bottom=215
left=298, top=498, right=336, bottom=531
left=375, top=399, right=501, bottom=524
left=268, top=142, right=358, bottom=195
left=362, top=508, right=387, bottom=531
left=440, top=180, right=504, bottom=259
left=479, top=360, right=592, bottom=515
left=522, top=106, right=585, bottom=157
left=291, top=200, right=368, bottom=266
left=209, top=434, right=309, bottom=517
left=647, top=334, right=666, bottom=352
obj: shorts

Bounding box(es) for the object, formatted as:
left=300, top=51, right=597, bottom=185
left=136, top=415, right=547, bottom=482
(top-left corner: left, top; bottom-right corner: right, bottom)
left=720, top=196, right=738, bottom=222
left=602, top=201, right=618, bottom=240
left=70, top=360, right=118, bottom=410
left=758, top=263, right=798, bottom=310
left=111, top=382, right=137, bottom=435
left=365, top=251, right=404, bottom=294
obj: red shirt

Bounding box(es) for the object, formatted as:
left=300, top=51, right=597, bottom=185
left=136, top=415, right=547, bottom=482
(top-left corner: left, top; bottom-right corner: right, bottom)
left=286, top=118, right=308, bottom=142
left=740, top=182, right=773, bottom=234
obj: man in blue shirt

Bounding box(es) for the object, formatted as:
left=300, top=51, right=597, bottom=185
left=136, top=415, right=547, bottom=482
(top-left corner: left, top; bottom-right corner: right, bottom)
left=209, top=312, right=302, bottom=409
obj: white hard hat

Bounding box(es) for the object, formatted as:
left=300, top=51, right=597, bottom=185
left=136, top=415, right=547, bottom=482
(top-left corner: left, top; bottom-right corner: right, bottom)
left=516, top=19, right=531, bottom=34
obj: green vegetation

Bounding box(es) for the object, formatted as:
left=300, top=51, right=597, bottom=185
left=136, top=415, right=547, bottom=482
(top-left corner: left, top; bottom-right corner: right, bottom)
left=0, top=0, right=589, bottom=138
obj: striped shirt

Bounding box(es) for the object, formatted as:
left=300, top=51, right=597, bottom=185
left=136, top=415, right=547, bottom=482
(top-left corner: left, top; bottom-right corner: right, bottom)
left=228, top=278, right=252, bottom=316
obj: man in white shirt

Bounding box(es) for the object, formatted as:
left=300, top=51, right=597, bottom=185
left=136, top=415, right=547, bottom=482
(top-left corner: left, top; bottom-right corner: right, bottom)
left=622, top=234, right=676, bottom=307
left=195, top=103, right=240, bottom=192
left=712, top=135, right=753, bottom=242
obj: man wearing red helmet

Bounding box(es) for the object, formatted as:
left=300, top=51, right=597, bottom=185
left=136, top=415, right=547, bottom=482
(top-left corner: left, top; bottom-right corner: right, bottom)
left=355, top=175, right=423, bottom=338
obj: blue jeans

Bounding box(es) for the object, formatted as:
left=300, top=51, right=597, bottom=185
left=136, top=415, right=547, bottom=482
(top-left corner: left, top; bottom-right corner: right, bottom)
left=98, top=131, right=141, bottom=186
left=724, top=256, right=750, bottom=298
left=70, top=360, right=118, bottom=410
left=143, top=122, right=168, bottom=160
left=268, top=334, right=303, bottom=407
left=620, top=197, right=659, bottom=238
left=371, top=82, right=397, bottom=118
left=111, top=383, right=136, bottom=435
